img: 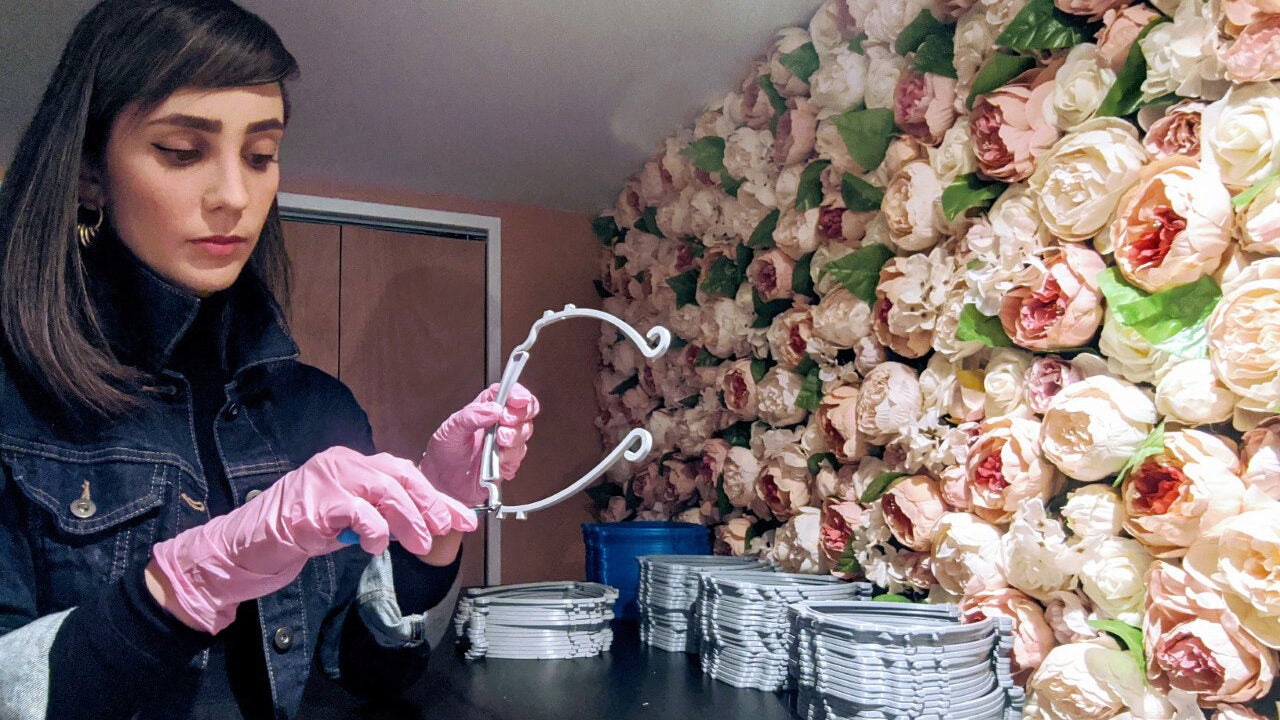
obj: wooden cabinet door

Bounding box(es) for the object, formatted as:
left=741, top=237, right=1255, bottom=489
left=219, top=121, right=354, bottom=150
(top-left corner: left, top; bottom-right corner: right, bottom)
left=281, top=220, right=341, bottom=378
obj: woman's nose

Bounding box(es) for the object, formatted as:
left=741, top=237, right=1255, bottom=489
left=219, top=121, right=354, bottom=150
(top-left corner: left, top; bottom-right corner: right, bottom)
left=204, top=155, right=250, bottom=214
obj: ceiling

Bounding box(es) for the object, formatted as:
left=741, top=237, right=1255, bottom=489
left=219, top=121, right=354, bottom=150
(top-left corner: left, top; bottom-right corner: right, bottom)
left=0, top=1, right=820, bottom=213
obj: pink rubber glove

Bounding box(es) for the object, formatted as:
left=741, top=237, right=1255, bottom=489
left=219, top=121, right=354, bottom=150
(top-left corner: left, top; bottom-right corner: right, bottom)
left=151, top=446, right=477, bottom=634
left=418, top=382, right=540, bottom=506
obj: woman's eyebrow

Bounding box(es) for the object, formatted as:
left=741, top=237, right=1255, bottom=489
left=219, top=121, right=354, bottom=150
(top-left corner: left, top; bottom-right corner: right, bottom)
left=145, top=114, right=284, bottom=134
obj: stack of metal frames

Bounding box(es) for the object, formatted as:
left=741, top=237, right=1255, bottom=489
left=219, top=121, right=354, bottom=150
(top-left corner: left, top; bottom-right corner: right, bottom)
left=788, top=601, right=1024, bottom=720
left=636, top=554, right=771, bottom=652
left=452, top=581, right=619, bottom=660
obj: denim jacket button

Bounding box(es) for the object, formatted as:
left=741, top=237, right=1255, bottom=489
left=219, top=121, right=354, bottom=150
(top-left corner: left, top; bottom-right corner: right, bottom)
left=245, top=489, right=263, bottom=502
left=273, top=626, right=294, bottom=652
left=223, top=402, right=240, bottom=419
left=69, top=498, right=97, bottom=519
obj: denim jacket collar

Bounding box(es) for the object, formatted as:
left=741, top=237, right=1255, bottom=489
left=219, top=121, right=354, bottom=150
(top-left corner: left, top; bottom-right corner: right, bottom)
left=87, top=232, right=299, bottom=379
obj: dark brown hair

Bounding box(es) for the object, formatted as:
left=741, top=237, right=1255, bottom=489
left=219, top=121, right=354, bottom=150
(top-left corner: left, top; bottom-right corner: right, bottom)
left=0, top=0, right=298, bottom=419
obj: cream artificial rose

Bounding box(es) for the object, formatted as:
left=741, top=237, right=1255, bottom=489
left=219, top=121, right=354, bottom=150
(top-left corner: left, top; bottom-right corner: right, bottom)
left=773, top=207, right=823, bottom=260
left=1184, top=499, right=1280, bottom=650
left=767, top=28, right=814, bottom=97
left=1029, top=118, right=1149, bottom=243
left=931, top=512, right=1008, bottom=596
left=1062, top=484, right=1125, bottom=538
left=721, top=445, right=763, bottom=510
left=1140, top=0, right=1230, bottom=103
left=1078, top=536, right=1153, bottom=626
left=755, top=454, right=813, bottom=521
left=1099, top=308, right=1178, bottom=385
left=1043, top=590, right=1103, bottom=644
left=1111, top=155, right=1233, bottom=293
left=1046, top=44, right=1117, bottom=131
left=769, top=506, right=824, bottom=573
left=755, top=365, right=809, bottom=427
left=1025, top=641, right=1151, bottom=720
left=1206, top=257, right=1280, bottom=412
left=1237, top=176, right=1280, bottom=256
left=856, top=0, right=932, bottom=46
left=855, top=362, right=924, bottom=445
left=699, top=294, right=756, bottom=359
left=930, top=118, right=978, bottom=184
left=1000, top=499, right=1081, bottom=601
left=968, top=414, right=1063, bottom=525
left=808, top=0, right=859, bottom=56
left=1156, top=359, right=1238, bottom=425
left=723, top=126, right=776, bottom=186
left=983, top=347, right=1034, bottom=418
left=1241, top=418, right=1280, bottom=499
left=715, top=516, right=754, bottom=556
left=809, top=45, right=868, bottom=119
left=863, top=45, right=909, bottom=111
left=810, top=286, right=873, bottom=350
left=1041, top=376, right=1157, bottom=482
left=1201, top=82, right=1280, bottom=191
left=882, top=161, right=945, bottom=251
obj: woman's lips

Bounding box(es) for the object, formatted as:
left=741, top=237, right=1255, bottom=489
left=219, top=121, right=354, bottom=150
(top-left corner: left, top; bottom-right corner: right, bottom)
left=192, top=235, right=247, bottom=257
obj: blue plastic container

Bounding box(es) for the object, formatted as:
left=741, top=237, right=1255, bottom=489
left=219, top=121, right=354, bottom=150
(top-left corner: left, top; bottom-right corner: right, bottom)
left=582, top=521, right=711, bottom=621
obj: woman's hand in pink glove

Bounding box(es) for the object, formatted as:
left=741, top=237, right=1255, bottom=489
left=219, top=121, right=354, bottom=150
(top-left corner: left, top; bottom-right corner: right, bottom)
left=148, top=446, right=476, bottom=635
left=418, top=382, right=540, bottom=506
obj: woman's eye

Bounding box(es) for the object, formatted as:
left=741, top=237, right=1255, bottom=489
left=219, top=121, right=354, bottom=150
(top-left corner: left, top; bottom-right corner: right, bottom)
left=247, top=153, right=278, bottom=170
left=153, top=144, right=200, bottom=164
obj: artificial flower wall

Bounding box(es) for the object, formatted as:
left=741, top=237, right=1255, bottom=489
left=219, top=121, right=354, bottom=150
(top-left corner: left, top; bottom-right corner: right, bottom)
left=590, top=0, right=1280, bottom=716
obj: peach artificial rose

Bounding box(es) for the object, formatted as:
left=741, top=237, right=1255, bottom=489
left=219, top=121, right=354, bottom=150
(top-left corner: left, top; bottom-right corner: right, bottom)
left=773, top=207, right=823, bottom=260
left=716, top=516, right=754, bottom=556
left=1055, top=0, right=1132, bottom=19
left=755, top=365, right=809, bottom=427
left=720, top=359, right=760, bottom=420
left=773, top=96, right=819, bottom=166
left=882, top=161, right=945, bottom=252
left=967, top=415, right=1064, bottom=525
left=855, top=361, right=923, bottom=445
left=816, top=384, right=866, bottom=463
left=961, top=587, right=1057, bottom=685
left=1240, top=417, right=1280, bottom=499
left=722, top=445, right=767, bottom=516
left=1142, top=99, right=1206, bottom=159
left=1206, top=257, right=1280, bottom=413
left=970, top=64, right=1061, bottom=182
left=820, top=499, right=864, bottom=573
left=1224, top=16, right=1280, bottom=83
left=1155, top=358, right=1238, bottom=425
left=1111, top=155, right=1233, bottom=293
left=1184, top=499, right=1280, bottom=650
left=1213, top=705, right=1271, bottom=720
left=1025, top=640, right=1159, bottom=719
left=1236, top=175, right=1280, bottom=256
left=881, top=474, right=950, bottom=551
left=755, top=455, right=813, bottom=521
left=892, top=69, right=958, bottom=147
left=999, top=244, right=1107, bottom=352
left=698, top=438, right=732, bottom=494
left=765, top=306, right=815, bottom=370
left=746, top=248, right=796, bottom=303
left=1096, top=4, right=1163, bottom=71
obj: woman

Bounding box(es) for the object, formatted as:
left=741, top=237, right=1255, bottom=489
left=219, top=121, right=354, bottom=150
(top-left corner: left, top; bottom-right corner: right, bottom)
left=0, top=1, right=538, bottom=718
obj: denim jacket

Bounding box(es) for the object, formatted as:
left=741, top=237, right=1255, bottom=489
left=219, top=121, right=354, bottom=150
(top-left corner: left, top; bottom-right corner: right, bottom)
left=0, top=243, right=457, bottom=719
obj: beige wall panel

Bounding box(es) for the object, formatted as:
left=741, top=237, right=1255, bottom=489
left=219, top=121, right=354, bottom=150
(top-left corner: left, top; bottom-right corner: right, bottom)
left=281, top=220, right=341, bottom=378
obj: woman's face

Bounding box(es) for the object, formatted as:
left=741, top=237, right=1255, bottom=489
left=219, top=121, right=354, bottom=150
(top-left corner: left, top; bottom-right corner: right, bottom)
left=96, top=84, right=285, bottom=296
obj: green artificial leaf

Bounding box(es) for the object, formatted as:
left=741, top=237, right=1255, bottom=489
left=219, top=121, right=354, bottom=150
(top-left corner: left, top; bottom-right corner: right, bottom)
left=694, top=348, right=723, bottom=367
left=834, top=542, right=862, bottom=576
left=861, top=472, right=909, bottom=504
left=682, top=136, right=727, bottom=174
left=895, top=10, right=947, bottom=55
left=756, top=76, right=789, bottom=118
left=752, top=288, right=793, bottom=328
left=679, top=394, right=701, bottom=409
left=1114, top=421, right=1166, bottom=487
left=1096, top=17, right=1170, bottom=118
left=956, top=304, right=1014, bottom=347
left=593, top=279, right=613, bottom=299
left=716, top=477, right=733, bottom=516
left=849, top=35, right=867, bottom=54
left=721, top=174, right=744, bottom=197
left=842, top=173, right=886, bottom=212
left=610, top=375, right=640, bottom=396
left=636, top=206, right=664, bottom=237
left=1233, top=170, right=1280, bottom=211
left=966, top=54, right=1035, bottom=109
left=748, top=209, right=781, bottom=249
left=666, top=269, right=700, bottom=308
left=780, top=42, right=821, bottom=83
left=913, top=32, right=957, bottom=79
left=1097, top=268, right=1222, bottom=358
left=822, top=243, right=895, bottom=305
left=717, top=421, right=754, bottom=449
left=592, top=216, right=621, bottom=246
left=745, top=517, right=784, bottom=550
left=668, top=335, right=689, bottom=350
left=996, top=0, right=1099, bottom=53
left=967, top=259, right=982, bottom=270
left=795, top=364, right=823, bottom=411
left=796, top=159, right=832, bottom=211
left=942, top=173, right=1009, bottom=220
left=793, top=252, right=816, bottom=298
left=832, top=108, right=899, bottom=173
left=701, top=256, right=741, bottom=298
left=585, top=482, right=622, bottom=510
left=872, top=593, right=913, bottom=603
left=735, top=245, right=755, bottom=281
left=1139, top=93, right=1180, bottom=109
left=807, top=452, right=839, bottom=476
left=1088, top=619, right=1147, bottom=676
left=686, top=240, right=706, bottom=259
left=794, top=357, right=819, bottom=376
left=750, top=358, right=771, bottom=384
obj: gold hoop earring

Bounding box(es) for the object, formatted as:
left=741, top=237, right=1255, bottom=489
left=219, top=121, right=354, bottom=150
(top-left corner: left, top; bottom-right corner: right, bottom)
left=77, top=204, right=104, bottom=248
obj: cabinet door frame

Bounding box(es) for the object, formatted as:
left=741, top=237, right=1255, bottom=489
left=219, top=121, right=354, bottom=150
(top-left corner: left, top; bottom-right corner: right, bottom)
left=278, top=192, right=507, bottom=586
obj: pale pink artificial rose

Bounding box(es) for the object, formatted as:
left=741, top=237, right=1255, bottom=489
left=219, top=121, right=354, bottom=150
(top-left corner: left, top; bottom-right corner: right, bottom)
left=1111, top=155, right=1233, bottom=293
left=698, top=438, right=732, bottom=494
left=940, top=463, right=972, bottom=511
left=1122, top=430, right=1246, bottom=558
left=930, top=512, right=1008, bottom=596
left=747, top=248, right=796, bottom=303
left=810, top=286, right=873, bottom=350
left=1237, top=176, right=1280, bottom=256
left=1184, top=504, right=1280, bottom=649
left=1096, top=4, right=1163, bottom=71
left=816, top=384, right=866, bottom=463
left=820, top=499, right=864, bottom=571
left=755, top=458, right=813, bottom=520
left=1206, top=257, right=1280, bottom=413
left=766, top=306, right=815, bottom=370
left=1024, top=355, right=1085, bottom=414
left=999, top=244, right=1107, bottom=351
left=1224, top=0, right=1280, bottom=27
left=970, top=64, right=1062, bottom=182
left=871, top=257, right=938, bottom=359
left=1055, top=0, right=1132, bottom=19
left=1213, top=705, right=1271, bottom=720
left=882, top=161, right=945, bottom=251
left=716, top=516, right=754, bottom=555
left=967, top=415, right=1064, bottom=525
left=740, top=60, right=777, bottom=131
left=720, top=359, right=760, bottom=420
left=1043, top=590, right=1103, bottom=644
left=631, top=461, right=672, bottom=508
left=856, top=362, right=923, bottom=444
left=600, top=495, right=630, bottom=522
left=961, top=587, right=1058, bottom=685
left=663, top=459, right=700, bottom=503
left=773, top=96, right=820, bottom=166
left=881, top=474, right=950, bottom=551
left=773, top=207, right=823, bottom=261
left=892, top=69, right=958, bottom=147
left=1145, top=560, right=1279, bottom=704
left=817, top=205, right=875, bottom=244
left=1143, top=100, right=1207, bottom=159
left=876, top=135, right=932, bottom=184
left=1224, top=16, right=1280, bottom=83
left=1240, top=417, right=1280, bottom=499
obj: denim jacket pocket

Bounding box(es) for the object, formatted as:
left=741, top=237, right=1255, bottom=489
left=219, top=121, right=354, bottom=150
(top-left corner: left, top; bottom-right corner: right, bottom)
left=2, top=446, right=173, bottom=605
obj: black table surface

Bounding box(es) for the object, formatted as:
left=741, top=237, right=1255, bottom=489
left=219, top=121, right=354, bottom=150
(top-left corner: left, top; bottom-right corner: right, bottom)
left=300, top=621, right=796, bottom=720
